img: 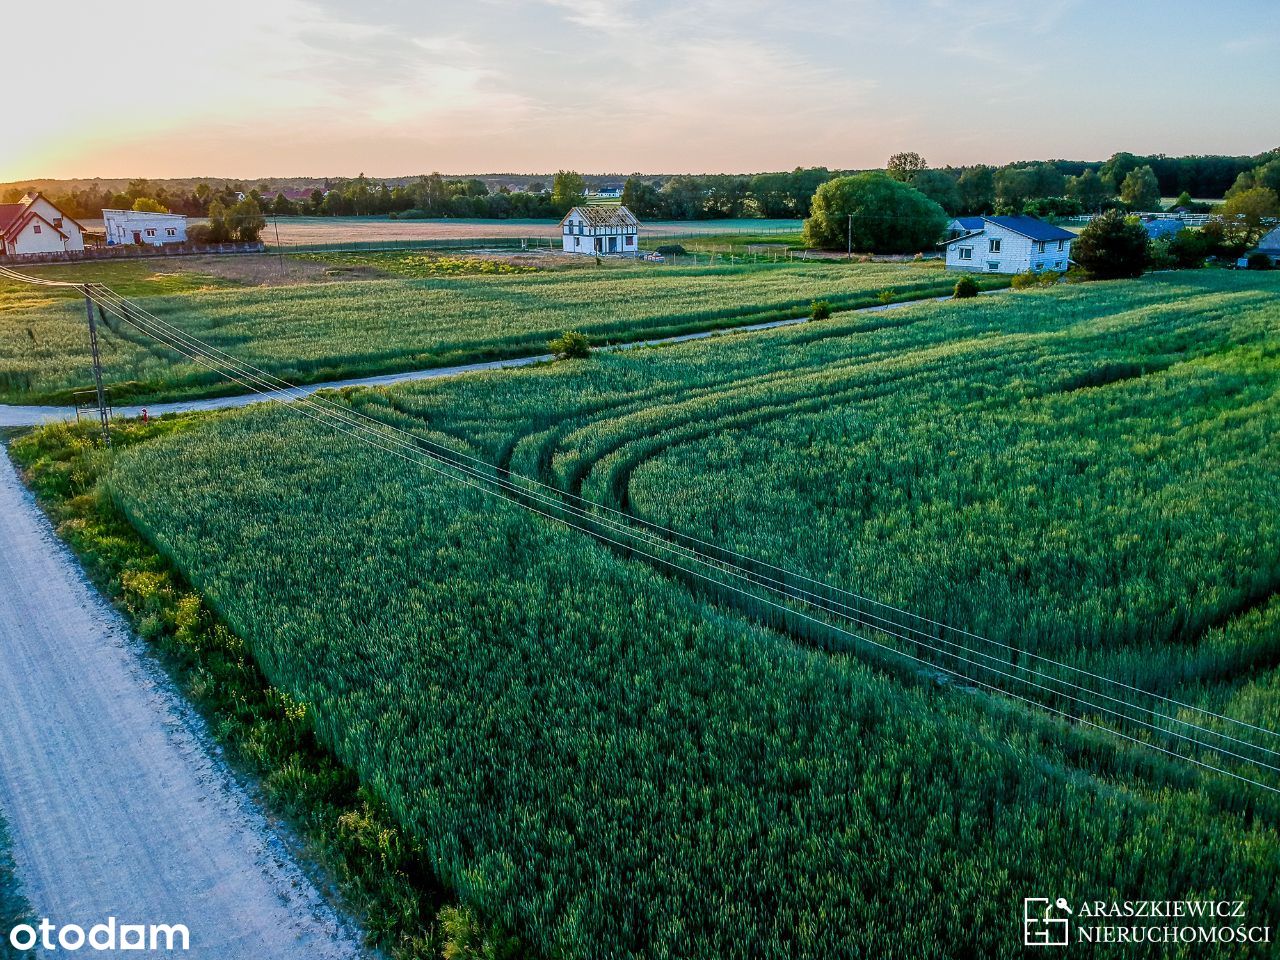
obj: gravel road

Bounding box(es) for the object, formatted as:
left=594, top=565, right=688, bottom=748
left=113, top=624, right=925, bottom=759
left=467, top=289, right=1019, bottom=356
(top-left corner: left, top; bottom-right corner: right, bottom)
left=0, top=452, right=366, bottom=958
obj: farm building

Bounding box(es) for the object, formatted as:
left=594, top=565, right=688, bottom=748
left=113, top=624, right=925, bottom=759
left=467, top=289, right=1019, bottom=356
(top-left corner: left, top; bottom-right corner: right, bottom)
left=0, top=193, right=85, bottom=257
left=1252, top=225, right=1280, bottom=266
left=561, top=204, right=640, bottom=256
left=103, top=209, right=189, bottom=247
left=946, top=216, right=985, bottom=239
left=1140, top=217, right=1188, bottom=241
left=943, top=216, right=1074, bottom=274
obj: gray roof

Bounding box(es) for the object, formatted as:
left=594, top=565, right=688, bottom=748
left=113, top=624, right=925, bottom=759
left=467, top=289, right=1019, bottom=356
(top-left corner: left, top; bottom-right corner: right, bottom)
left=983, top=216, right=1076, bottom=242
left=950, top=216, right=985, bottom=231
left=1257, top=225, right=1280, bottom=252
left=942, top=215, right=1075, bottom=245
left=1141, top=219, right=1186, bottom=240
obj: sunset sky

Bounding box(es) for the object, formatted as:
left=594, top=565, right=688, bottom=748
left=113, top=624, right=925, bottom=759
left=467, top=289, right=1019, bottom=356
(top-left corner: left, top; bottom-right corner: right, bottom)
left=8, top=0, right=1278, bottom=180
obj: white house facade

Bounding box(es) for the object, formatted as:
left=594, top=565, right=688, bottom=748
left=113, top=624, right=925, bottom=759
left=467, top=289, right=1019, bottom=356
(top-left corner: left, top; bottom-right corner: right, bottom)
left=0, top=193, right=86, bottom=256
left=103, top=209, right=189, bottom=246
left=561, top=204, right=640, bottom=256
left=943, top=216, right=1075, bottom=274
left=1253, top=225, right=1280, bottom=266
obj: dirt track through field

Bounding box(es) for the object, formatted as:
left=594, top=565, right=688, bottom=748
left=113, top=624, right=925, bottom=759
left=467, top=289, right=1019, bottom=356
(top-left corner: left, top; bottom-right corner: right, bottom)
left=0, top=291, right=983, bottom=429
left=0, top=452, right=366, bottom=958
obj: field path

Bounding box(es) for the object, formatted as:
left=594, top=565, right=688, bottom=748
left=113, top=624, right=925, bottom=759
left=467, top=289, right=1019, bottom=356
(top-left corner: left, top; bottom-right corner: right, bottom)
left=0, top=292, right=973, bottom=428
left=0, top=452, right=366, bottom=959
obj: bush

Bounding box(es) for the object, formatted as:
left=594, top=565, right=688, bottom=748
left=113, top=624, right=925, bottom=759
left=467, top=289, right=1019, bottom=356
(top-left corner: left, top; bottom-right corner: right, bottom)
left=952, top=276, right=979, bottom=299
left=1010, top=270, right=1062, bottom=290
left=877, top=289, right=896, bottom=305
left=1073, top=210, right=1150, bottom=279
left=548, top=331, right=591, bottom=359
left=1247, top=251, right=1274, bottom=270
left=1166, top=228, right=1215, bottom=268
left=655, top=244, right=687, bottom=257
left=810, top=300, right=832, bottom=320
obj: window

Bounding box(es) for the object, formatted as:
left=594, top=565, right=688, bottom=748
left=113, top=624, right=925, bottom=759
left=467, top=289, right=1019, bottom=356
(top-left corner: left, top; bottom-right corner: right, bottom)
left=1035, top=241, right=1046, bottom=253
left=957, top=246, right=973, bottom=261
left=33, top=225, right=41, bottom=234
left=53, top=217, right=63, bottom=228
left=1055, top=261, right=1064, bottom=270
left=989, top=238, right=1001, bottom=253
left=166, top=228, right=176, bottom=236
left=1057, top=239, right=1065, bottom=251
left=987, top=261, right=1000, bottom=271
left=146, top=228, right=156, bottom=237
left=1034, top=262, right=1045, bottom=271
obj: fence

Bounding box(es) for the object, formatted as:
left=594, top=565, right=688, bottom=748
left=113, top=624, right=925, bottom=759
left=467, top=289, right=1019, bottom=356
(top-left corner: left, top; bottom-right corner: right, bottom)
left=0, top=241, right=266, bottom=266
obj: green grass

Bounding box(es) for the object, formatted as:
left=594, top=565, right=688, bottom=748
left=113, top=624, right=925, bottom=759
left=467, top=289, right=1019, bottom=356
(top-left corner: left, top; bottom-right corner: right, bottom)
left=0, top=817, right=33, bottom=960
left=17, top=268, right=1278, bottom=957
left=0, top=259, right=988, bottom=405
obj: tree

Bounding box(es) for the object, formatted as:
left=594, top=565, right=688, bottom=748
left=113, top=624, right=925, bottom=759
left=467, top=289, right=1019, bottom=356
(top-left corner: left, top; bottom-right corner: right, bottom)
left=803, top=173, right=947, bottom=254
left=551, top=171, right=587, bottom=213
left=131, top=197, right=168, bottom=213
left=205, top=200, right=230, bottom=242
left=911, top=169, right=962, bottom=216
left=621, top=177, right=661, bottom=219
left=957, top=166, right=995, bottom=214
left=1119, top=165, right=1161, bottom=211
left=1219, top=187, right=1280, bottom=248
left=226, top=196, right=267, bottom=242
left=1072, top=210, right=1150, bottom=279
left=995, top=163, right=1065, bottom=213
left=1066, top=169, right=1113, bottom=212
left=886, top=152, right=927, bottom=183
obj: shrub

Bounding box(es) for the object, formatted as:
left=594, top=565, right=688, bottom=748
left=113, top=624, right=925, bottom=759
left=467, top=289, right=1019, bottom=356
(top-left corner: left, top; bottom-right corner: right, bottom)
left=655, top=244, right=687, bottom=257
left=549, top=330, right=591, bottom=359
left=952, top=276, right=979, bottom=299
left=1072, top=210, right=1150, bottom=279
left=1012, top=270, right=1063, bottom=290
left=877, top=289, right=896, bottom=305
left=1247, top=251, right=1274, bottom=270
left=810, top=300, right=832, bottom=320
left=1166, top=228, right=1214, bottom=268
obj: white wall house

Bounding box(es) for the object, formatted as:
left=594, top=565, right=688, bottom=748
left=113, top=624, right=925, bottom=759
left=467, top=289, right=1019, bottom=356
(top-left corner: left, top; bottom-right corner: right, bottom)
left=103, top=209, right=189, bottom=247
left=561, top=204, right=640, bottom=256
left=943, top=216, right=1075, bottom=274
left=1253, top=225, right=1280, bottom=266
left=0, top=193, right=86, bottom=256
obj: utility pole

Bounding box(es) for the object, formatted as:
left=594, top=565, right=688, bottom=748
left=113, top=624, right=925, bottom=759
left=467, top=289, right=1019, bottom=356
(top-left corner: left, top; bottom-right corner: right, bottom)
left=82, top=285, right=111, bottom=447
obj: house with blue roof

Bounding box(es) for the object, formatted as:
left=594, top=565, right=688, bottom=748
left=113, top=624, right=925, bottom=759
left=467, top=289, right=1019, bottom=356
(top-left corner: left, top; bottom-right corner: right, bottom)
left=942, top=216, right=1075, bottom=274
left=1140, top=218, right=1188, bottom=241
left=946, top=216, right=986, bottom=238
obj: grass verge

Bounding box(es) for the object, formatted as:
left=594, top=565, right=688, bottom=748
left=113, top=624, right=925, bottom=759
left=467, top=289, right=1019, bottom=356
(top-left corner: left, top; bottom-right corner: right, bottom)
left=0, top=817, right=33, bottom=960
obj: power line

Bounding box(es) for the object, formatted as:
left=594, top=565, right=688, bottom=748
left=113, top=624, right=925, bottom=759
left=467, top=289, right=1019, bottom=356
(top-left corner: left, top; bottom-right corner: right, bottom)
left=83, top=282, right=1280, bottom=751
left=10, top=267, right=1279, bottom=793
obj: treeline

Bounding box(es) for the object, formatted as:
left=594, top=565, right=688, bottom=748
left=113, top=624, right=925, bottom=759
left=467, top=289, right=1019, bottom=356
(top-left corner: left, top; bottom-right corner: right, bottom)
left=883, top=149, right=1280, bottom=218
left=7, top=150, right=1276, bottom=224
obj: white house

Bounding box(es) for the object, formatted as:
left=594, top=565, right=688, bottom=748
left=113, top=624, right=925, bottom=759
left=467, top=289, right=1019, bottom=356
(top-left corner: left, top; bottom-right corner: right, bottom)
left=943, top=216, right=1075, bottom=274
left=103, top=209, right=189, bottom=247
left=1252, top=225, right=1280, bottom=266
left=561, top=204, right=640, bottom=256
left=0, top=193, right=86, bottom=256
